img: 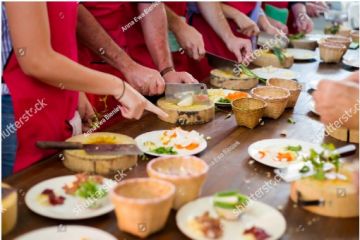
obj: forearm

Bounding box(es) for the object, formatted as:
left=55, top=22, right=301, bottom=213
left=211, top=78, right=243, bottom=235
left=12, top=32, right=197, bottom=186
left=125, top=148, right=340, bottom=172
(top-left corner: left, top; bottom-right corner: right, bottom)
left=77, top=5, right=136, bottom=72
left=198, top=2, right=235, bottom=43
left=165, top=5, right=186, bottom=33
left=139, top=3, right=172, bottom=70
left=221, top=3, right=244, bottom=21
left=258, top=15, right=272, bottom=31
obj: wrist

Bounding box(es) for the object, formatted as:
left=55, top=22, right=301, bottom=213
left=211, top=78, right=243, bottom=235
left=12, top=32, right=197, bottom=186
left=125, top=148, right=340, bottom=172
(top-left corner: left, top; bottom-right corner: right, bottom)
left=113, top=80, right=126, bottom=101
left=160, top=66, right=175, bottom=78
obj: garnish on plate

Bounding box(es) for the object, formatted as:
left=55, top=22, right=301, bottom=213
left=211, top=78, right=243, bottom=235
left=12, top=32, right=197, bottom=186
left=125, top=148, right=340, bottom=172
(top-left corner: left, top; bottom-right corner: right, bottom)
left=37, top=189, right=65, bottom=206
left=289, top=32, right=305, bottom=40
left=190, top=211, right=223, bottom=239
left=213, top=191, right=249, bottom=220
left=243, top=226, right=271, bottom=240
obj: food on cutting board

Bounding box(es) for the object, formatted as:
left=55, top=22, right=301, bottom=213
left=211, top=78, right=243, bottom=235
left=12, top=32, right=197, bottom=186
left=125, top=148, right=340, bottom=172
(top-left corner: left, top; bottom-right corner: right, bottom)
left=189, top=211, right=223, bottom=239
left=210, top=66, right=259, bottom=90
left=2, top=183, right=18, bottom=235
left=62, top=173, right=108, bottom=209
left=252, top=48, right=294, bottom=69
left=243, top=226, right=271, bottom=240
left=144, top=128, right=204, bottom=155
left=213, top=191, right=249, bottom=220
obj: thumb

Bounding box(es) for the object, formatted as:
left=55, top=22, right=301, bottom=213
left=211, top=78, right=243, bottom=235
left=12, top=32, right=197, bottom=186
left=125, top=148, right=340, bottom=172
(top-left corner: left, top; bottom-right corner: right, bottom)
left=145, top=100, right=169, bottom=119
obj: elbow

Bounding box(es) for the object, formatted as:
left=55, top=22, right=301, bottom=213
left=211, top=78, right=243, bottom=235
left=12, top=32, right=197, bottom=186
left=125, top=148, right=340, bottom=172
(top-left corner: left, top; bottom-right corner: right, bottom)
left=18, top=50, right=54, bottom=79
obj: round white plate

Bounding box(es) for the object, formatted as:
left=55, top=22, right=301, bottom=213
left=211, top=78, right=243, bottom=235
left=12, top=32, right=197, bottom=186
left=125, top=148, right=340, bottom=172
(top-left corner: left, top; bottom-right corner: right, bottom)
left=25, top=176, right=115, bottom=220
left=286, top=48, right=316, bottom=60
left=248, top=139, right=322, bottom=168
left=135, top=130, right=207, bottom=157
left=252, top=67, right=300, bottom=80
left=208, top=89, right=249, bottom=107
left=15, top=225, right=117, bottom=240
left=176, top=196, right=286, bottom=240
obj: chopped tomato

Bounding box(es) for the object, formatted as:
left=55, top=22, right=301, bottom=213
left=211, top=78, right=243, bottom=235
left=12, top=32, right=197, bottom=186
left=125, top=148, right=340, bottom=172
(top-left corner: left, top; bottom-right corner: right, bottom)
left=258, top=150, right=267, bottom=159
left=175, top=144, right=184, bottom=150
left=277, top=152, right=294, bottom=161
left=170, top=132, right=177, bottom=138
left=185, top=143, right=199, bottom=150
left=226, top=92, right=249, bottom=101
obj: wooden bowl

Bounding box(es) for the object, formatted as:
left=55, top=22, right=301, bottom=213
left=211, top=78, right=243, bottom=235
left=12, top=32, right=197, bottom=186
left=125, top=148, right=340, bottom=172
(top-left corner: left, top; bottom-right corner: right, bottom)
left=156, top=97, right=215, bottom=125
left=2, top=183, right=17, bottom=235
left=63, top=132, right=138, bottom=176
left=324, top=36, right=352, bottom=49
left=231, top=98, right=267, bottom=129
left=111, top=178, right=175, bottom=238
left=290, top=166, right=358, bottom=218
left=267, top=78, right=302, bottom=108
left=210, top=69, right=259, bottom=90
left=147, top=156, right=208, bottom=209
left=252, top=51, right=294, bottom=69
left=250, top=86, right=290, bottom=119
left=319, top=41, right=347, bottom=63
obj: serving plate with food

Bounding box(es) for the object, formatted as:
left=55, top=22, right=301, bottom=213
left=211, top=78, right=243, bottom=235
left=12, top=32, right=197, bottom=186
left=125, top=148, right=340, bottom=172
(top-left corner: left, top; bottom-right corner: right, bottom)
left=248, top=139, right=322, bottom=168
left=176, top=192, right=286, bottom=240
left=25, top=174, right=115, bottom=220
left=15, top=225, right=117, bottom=240
left=285, top=48, right=316, bottom=60
left=252, top=66, right=299, bottom=80
left=288, top=33, right=322, bottom=50
left=208, top=89, right=250, bottom=107
left=135, top=128, right=207, bottom=157
left=252, top=48, right=294, bottom=68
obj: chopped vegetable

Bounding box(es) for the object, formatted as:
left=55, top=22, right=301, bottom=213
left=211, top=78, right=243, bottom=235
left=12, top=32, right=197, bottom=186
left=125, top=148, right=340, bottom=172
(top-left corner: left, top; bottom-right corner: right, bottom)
left=76, top=181, right=107, bottom=199
left=258, top=150, right=267, bottom=159
left=299, top=165, right=310, bottom=174
left=286, top=145, right=302, bottom=152
left=226, top=92, right=248, bottom=101
left=218, top=98, right=230, bottom=103
left=289, top=32, right=305, bottom=40
left=287, top=118, right=296, bottom=124
left=272, top=47, right=286, bottom=64
left=151, top=146, right=177, bottom=155
left=277, top=152, right=295, bottom=161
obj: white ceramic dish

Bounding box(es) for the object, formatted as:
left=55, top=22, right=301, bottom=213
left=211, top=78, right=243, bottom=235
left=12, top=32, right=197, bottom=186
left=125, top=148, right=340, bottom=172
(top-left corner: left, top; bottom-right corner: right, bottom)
left=176, top=196, right=286, bottom=240
left=252, top=67, right=300, bottom=80
left=248, top=139, right=322, bottom=168
left=135, top=130, right=207, bottom=157
left=25, top=175, right=115, bottom=220
left=286, top=48, right=316, bottom=60
left=15, top=225, right=117, bottom=240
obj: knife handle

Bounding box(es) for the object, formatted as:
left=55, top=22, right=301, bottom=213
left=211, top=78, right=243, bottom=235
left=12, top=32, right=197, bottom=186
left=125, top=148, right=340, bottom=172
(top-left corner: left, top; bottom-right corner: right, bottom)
left=36, top=141, right=83, bottom=150
left=336, top=144, right=357, bottom=158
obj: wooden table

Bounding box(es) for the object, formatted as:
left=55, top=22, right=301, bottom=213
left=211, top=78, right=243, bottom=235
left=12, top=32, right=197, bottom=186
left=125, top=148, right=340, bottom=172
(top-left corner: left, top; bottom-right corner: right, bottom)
left=4, top=50, right=359, bottom=240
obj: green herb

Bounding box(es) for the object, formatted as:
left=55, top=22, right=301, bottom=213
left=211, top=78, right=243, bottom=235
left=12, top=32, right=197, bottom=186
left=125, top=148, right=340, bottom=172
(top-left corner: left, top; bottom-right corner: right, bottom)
left=299, top=165, right=310, bottom=173
left=289, top=32, right=305, bottom=40
left=272, top=47, right=286, bottom=64
left=287, top=118, right=296, bottom=124
left=287, top=145, right=302, bottom=152
left=151, top=146, right=177, bottom=155
left=324, top=24, right=340, bottom=35
left=218, top=98, right=230, bottom=104
left=237, top=64, right=266, bottom=84
left=75, top=181, right=107, bottom=199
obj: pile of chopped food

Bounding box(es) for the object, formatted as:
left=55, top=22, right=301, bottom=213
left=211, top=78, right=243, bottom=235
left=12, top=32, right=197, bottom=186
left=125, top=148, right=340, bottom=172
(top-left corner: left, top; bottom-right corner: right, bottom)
left=258, top=145, right=303, bottom=162
left=191, top=211, right=223, bottom=239
left=37, top=189, right=65, bottom=206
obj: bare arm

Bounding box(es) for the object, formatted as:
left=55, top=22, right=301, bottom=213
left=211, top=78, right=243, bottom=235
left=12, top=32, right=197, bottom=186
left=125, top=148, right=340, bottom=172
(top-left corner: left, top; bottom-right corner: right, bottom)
left=138, top=3, right=172, bottom=71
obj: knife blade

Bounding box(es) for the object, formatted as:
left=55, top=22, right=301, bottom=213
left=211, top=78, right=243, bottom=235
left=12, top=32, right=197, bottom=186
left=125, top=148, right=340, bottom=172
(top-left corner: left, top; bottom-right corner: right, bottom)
left=206, top=52, right=239, bottom=70
left=36, top=141, right=142, bottom=155
left=257, top=32, right=288, bottom=49
left=165, top=83, right=211, bottom=106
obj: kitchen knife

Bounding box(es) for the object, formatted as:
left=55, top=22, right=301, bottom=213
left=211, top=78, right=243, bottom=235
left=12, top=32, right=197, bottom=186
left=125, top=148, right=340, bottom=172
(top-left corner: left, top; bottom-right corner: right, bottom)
left=274, top=144, right=357, bottom=182
left=36, top=141, right=142, bottom=155
left=206, top=52, right=239, bottom=70
left=165, top=83, right=211, bottom=106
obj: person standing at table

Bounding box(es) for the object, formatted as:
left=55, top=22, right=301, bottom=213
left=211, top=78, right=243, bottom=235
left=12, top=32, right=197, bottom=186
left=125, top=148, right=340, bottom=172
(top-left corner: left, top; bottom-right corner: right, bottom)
left=77, top=2, right=197, bottom=127
left=1, top=2, right=167, bottom=177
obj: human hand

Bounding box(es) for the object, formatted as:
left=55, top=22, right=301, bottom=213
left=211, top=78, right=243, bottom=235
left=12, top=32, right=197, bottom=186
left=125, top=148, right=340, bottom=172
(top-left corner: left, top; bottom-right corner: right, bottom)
left=313, top=80, right=359, bottom=130
left=174, top=22, right=206, bottom=60
left=305, top=2, right=329, bottom=18
left=78, top=92, right=97, bottom=132
left=234, top=14, right=260, bottom=37
left=115, top=82, right=168, bottom=120
left=267, top=17, right=289, bottom=34
left=225, top=36, right=252, bottom=63
left=124, top=63, right=165, bottom=96
left=163, top=70, right=198, bottom=84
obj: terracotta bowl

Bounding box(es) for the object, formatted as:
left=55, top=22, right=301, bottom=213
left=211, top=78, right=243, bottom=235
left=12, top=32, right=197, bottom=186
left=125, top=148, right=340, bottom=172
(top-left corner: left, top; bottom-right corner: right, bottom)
left=111, top=178, right=175, bottom=238
left=267, top=78, right=302, bottom=108
left=231, top=98, right=266, bottom=129
left=251, top=86, right=290, bottom=119
left=147, top=156, right=208, bottom=210
left=318, top=41, right=347, bottom=63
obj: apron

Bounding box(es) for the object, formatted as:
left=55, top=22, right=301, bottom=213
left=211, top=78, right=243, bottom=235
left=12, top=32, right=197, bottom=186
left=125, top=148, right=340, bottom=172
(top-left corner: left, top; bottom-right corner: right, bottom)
left=262, top=2, right=297, bottom=34
left=3, top=2, right=79, bottom=172
left=79, top=2, right=158, bottom=128
left=190, top=2, right=256, bottom=62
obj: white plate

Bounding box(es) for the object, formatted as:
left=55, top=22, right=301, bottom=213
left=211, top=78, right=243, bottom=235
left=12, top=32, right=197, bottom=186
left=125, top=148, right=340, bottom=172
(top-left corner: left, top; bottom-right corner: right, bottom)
left=248, top=139, right=322, bottom=168
left=286, top=48, right=316, bottom=60
left=176, top=196, right=286, bottom=240
left=208, top=89, right=249, bottom=107
left=15, top=225, right=117, bottom=240
left=25, top=176, right=115, bottom=220
left=342, top=51, right=359, bottom=68
left=135, top=130, right=207, bottom=157
left=252, top=67, right=300, bottom=80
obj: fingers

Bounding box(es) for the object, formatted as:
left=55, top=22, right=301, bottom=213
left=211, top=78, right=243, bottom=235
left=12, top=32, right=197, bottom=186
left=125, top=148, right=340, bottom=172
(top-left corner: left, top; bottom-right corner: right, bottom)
left=148, top=79, right=158, bottom=96
left=192, top=45, right=200, bottom=60
left=145, top=100, right=169, bottom=119
left=156, top=76, right=165, bottom=95
left=198, top=38, right=206, bottom=59
left=120, top=105, right=143, bottom=120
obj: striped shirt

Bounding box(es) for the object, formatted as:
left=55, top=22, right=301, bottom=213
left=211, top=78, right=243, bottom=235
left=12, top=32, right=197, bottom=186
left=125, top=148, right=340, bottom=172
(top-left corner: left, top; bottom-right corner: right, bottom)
left=2, top=3, right=12, bottom=95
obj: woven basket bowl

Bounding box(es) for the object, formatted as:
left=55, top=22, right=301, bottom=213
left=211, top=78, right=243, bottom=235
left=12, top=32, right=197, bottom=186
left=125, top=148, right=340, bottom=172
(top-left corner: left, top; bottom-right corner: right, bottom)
left=267, top=78, right=302, bottom=108
left=325, top=36, right=352, bottom=49
left=250, top=86, right=290, bottom=119
left=231, top=98, right=267, bottom=129
left=351, top=31, right=359, bottom=43
left=319, top=41, right=347, bottom=63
